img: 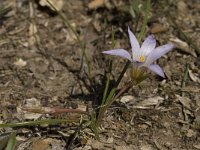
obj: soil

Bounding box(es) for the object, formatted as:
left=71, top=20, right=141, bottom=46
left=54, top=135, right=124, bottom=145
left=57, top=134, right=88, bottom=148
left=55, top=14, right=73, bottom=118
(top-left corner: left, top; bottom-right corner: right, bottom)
left=0, top=0, right=200, bottom=150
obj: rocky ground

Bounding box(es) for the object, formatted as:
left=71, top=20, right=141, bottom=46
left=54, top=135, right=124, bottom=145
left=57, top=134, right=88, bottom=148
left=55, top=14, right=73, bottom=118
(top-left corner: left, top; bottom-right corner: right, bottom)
left=0, top=0, right=200, bottom=149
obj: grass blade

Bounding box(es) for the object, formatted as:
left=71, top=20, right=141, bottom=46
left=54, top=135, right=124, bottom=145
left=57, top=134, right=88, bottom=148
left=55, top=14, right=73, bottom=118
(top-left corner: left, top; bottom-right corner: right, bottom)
left=5, top=132, right=16, bottom=150
left=138, top=0, right=151, bottom=43
left=102, top=27, right=115, bottom=104
left=0, top=119, right=80, bottom=128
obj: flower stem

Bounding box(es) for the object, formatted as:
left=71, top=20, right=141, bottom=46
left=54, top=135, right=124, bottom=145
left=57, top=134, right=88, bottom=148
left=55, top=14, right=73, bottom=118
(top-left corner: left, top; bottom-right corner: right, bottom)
left=96, top=81, right=133, bottom=126
left=96, top=0, right=151, bottom=126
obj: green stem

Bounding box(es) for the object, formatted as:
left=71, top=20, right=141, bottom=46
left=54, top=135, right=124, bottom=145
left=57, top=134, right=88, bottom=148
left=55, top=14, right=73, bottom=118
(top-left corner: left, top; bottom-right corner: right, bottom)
left=138, top=0, right=151, bottom=42
left=96, top=0, right=151, bottom=126
left=102, top=27, right=115, bottom=105
left=5, top=132, right=16, bottom=150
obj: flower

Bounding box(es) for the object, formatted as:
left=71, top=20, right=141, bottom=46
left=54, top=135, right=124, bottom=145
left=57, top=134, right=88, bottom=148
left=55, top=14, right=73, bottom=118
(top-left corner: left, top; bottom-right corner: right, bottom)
left=102, top=27, right=174, bottom=78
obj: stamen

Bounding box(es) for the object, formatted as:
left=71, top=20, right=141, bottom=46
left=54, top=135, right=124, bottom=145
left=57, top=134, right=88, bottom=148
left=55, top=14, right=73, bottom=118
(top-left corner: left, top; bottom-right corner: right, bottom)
left=139, top=55, right=145, bottom=62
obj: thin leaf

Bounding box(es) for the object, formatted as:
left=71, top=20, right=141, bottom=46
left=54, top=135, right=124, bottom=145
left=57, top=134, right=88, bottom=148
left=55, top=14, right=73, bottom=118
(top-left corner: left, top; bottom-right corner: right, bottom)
left=0, top=119, right=80, bottom=128
left=138, top=0, right=151, bottom=43
left=102, top=27, right=115, bottom=104
left=5, top=132, right=16, bottom=150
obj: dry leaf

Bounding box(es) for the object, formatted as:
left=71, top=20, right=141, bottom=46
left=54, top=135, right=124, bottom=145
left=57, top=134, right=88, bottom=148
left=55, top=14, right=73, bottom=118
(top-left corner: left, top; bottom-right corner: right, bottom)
left=177, top=1, right=188, bottom=14
left=88, top=0, right=104, bottom=9
left=91, top=140, right=104, bottom=149
left=150, top=23, right=167, bottom=34
left=77, top=104, right=87, bottom=112
left=17, top=98, right=42, bottom=120
left=65, top=27, right=77, bottom=43
left=32, top=138, right=65, bottom=150
left=115, top=145, right=134, bottom=150
left=188, top=70, right=200, bottom=83
left=140, top=144, right=154, bottom=150
left=14, top=58, right=27, bottom=67
left=120, top=95, right=134, bottom=104
left=186, top=129, right=196, bottom=138
left=28, top=23, right=39, bottom=45
left=176, top=95, right=192, bottom=110
left=106, top=136, right=113, bottom=144
left=193, top=144, right=200, bottom=149
left=170, top=38, right=197, bottom=57
left=136, top=96, right=164, bottom=107
left=39, top=0, right=64, bottom=11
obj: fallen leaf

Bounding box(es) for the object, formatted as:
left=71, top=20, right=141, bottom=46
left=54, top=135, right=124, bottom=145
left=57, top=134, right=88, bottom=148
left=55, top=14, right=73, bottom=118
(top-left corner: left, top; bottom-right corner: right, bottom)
left=14, top=58, right=27, bottom=67
left=136, top=96, right=164, bottom=107
left=186, top=129, right=196, bottom=138
left=140, top=144, right=154, bottom=150
left=88, top=0, right=104, bottom=9
left=115, top=145, right=134, bottom=150
left=32, top=138, right=65, bottom=150
left=170, top=38, right=197, bottom=57
left=150, top=23, right=167, bottom=34
left=91, top=140, right=104, bottom=149
left=28, top=23, right=39, bottom=46
left=120, top=95, right=135, bottom=104
left=188, top=70, right=200, bottom=83
left=77, top=104, right=87, bottom=112
left=63, top=23, right=77, bottom=43
left=194, top=144, right=200, bottom=149
left=176, top=95, right=192, bottom=110
left=106, top=136, right=113, bottom=144
left=39, top=0, right=64, bottom=11
left=17, top=98, right=42, bottom=120
left=177, top=1, right=188, bottom=14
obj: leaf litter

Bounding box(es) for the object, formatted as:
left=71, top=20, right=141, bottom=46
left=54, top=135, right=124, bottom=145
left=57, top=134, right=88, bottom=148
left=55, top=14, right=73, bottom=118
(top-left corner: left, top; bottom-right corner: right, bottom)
left=0, top=0, right=200, bottom=149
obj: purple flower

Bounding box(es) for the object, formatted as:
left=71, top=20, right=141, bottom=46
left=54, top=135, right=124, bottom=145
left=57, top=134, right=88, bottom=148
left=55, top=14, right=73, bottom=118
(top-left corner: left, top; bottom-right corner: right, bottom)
left=102, top=27, right=175, bottom=78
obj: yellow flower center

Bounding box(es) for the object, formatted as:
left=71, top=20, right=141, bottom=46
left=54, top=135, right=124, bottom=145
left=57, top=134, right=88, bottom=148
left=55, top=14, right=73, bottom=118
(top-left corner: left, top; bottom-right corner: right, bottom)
left=139, top=55, right=145, bottom=62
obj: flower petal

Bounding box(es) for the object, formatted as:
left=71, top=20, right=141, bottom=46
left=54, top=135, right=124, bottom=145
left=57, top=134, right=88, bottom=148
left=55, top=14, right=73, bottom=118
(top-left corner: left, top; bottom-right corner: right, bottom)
left=145, top=43, right=175, bottom=65
left=148, top=64, right=165, bottom=78
left=140, top=35, right=156, bottom=56
left=102, top=49, right=132, bottom=62
left=128, top=27, right=140, bottom=56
